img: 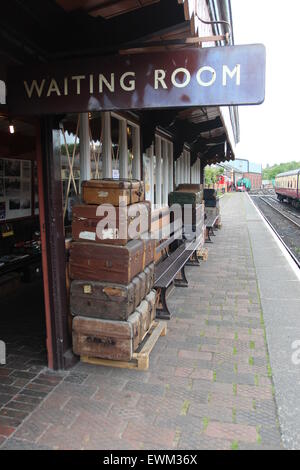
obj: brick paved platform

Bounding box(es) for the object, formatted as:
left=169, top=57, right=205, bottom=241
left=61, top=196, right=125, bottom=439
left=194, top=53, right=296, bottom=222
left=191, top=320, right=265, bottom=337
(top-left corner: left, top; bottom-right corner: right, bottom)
left=0, top=193, right=284, bottom=450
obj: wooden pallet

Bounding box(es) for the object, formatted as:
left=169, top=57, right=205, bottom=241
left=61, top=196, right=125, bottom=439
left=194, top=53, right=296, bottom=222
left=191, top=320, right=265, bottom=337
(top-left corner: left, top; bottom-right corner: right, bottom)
left=197, top=247, right=208, bottom=261
left=81, top=320, right=167, bottom=371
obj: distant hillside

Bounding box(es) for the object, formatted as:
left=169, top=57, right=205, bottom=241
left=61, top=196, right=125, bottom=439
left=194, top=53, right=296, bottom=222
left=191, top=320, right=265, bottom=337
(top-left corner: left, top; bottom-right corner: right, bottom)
left=262, top=161, right=300, bottom=180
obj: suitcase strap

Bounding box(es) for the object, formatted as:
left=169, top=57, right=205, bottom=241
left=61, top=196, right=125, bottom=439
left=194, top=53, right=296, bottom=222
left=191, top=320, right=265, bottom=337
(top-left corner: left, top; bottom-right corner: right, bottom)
left=102, top=178, right=143, bottom=203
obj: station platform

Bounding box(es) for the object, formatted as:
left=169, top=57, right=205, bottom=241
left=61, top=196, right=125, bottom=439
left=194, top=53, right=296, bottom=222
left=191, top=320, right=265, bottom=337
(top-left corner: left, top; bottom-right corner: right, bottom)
left=1, top=193, right=299, bottom=450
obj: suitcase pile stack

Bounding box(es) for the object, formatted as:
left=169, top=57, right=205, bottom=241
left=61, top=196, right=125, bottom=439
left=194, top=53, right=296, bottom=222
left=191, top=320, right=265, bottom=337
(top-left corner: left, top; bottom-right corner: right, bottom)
left=151, top=206, right=170, bottom=263
left=168, top=184, right=205, bottom=244
left=69, top=179, right=157, bottom=362
left=203, top=188, right=221, bottom=226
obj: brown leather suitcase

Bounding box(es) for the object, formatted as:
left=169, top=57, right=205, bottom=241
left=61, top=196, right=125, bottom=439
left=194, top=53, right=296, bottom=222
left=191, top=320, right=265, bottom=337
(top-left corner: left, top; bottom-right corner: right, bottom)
left=176, top=184, right=202, bottom=191
left=72, top=313, right=141, bottom=361
left=81, top=179, right=145, bottom=206
left=145, top=289, right=157, bottom=323
left=70, top=263, right=153, bottom=321
left=137, top=271, right=147, bottom=301
left=69, top=239, right=145, bottom=284
left=142, top=239, right=155, bottom=267
left=70, top=279, right=134, bottom=321
left=72, top=202, right=151, bottom=246
left=151, top=207, right=170, bottom=240
left=136, top=300, right=151, bottom=341
left=144, top=263, right=155, bottom=294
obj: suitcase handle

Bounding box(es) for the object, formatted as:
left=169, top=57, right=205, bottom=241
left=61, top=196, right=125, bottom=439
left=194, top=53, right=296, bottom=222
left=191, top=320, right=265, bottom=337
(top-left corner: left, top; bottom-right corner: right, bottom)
left=102, top=178, right=141, bottom=183
left=86, top=336, right=115, bottom=346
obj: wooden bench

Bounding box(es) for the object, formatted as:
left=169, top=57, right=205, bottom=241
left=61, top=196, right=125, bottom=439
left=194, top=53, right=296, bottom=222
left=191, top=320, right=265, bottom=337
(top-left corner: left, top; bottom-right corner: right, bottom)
left=205, top=215, right=219, bottom=243
left=154, top=221, right=203, bottom=320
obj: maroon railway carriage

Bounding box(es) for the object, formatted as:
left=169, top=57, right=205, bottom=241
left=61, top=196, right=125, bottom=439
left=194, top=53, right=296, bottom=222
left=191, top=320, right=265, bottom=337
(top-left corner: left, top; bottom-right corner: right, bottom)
left=275, top=169, right=300, bottom=208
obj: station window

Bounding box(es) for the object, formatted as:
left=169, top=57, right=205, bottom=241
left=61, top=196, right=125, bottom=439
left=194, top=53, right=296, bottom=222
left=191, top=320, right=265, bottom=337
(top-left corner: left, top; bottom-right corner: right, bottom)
left=0, top=80, right=5, bottom=104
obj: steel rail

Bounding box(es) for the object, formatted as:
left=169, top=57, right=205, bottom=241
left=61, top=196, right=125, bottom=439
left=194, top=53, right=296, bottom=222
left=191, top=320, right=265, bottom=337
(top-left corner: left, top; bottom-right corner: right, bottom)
left=259, top=196, right=300, bottom=229
left=266, top=195, right=300, bottom=220
left=254, top=197, right=300, bottom=270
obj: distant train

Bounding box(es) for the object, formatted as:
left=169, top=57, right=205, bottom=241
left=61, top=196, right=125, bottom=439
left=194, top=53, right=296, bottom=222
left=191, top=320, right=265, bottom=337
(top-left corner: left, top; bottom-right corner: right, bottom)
left=275, top=169, right=300, bottom=208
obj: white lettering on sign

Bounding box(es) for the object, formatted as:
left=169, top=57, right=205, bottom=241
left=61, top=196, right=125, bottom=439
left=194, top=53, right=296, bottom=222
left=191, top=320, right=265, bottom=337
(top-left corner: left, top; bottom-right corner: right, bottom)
left=71, top=75, right=86, bottom=95
left=120, top=72, right=135, bottom=91
left=99, top=73, right=115, bottom=93
left=222, top=64, right=240, bottom=86
left=154, top=69, right=167, bottom=89
left=171, top=68, right=191, bottom=88
left=196, top=66, right=216, bottom=87
left=47, top=79, right=61, bottom=96
left=24, top=79, right=46, bottom=98
left=23, top=64, right=242, bottom=99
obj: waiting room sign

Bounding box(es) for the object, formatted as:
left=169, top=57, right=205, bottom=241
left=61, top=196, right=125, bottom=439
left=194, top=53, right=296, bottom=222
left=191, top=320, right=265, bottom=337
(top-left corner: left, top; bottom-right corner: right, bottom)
left=7, top=44, right=266, bottom=115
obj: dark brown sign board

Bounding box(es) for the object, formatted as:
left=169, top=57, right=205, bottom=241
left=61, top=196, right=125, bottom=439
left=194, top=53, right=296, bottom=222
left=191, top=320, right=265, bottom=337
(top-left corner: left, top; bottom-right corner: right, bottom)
left=7, top=44, right=265, bottom=115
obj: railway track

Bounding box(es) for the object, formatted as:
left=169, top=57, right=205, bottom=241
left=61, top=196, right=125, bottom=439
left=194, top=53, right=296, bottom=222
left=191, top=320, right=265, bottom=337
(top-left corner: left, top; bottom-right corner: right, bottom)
left=251, top=195, right=300, bottom=268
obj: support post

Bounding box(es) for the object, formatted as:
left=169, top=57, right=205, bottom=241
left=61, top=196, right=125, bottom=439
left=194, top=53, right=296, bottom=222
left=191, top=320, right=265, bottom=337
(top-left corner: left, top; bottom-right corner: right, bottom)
left=102, top=111, right=112, bottom=178
left=132, top=125, right=141, bottom=180
left=187, top=151, right=191, bottom=183
left=155, top=135, right=162, bottom=206
left=180, top=153, right=185, bottom=184
left=200, top=159, right=206, bottom=185
left=38, top=116, right=74, bottom=370
left=162, top=139, right=169, bottom=206
left=79, top=113, right=90, bottom=188
left=119, top=119, right=128, bottom=178
left=168, top=141, right=173, bottom=192
left=148, top=144, right=155, bottom=205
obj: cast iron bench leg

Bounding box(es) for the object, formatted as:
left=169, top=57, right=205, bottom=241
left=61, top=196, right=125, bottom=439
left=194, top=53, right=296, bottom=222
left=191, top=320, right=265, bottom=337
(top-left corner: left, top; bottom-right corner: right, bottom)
left=156, top=287, right=172, bottom=320
left=206, top=228, right=213, bottom=243
left=186, top=250, right=200, bottom=266
left=174, top=265, right=189, bottom=288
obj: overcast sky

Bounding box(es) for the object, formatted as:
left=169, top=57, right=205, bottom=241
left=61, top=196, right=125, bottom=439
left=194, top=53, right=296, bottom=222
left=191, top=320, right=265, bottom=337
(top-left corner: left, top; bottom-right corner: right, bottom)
left=231, top=0, right=300, bottom=168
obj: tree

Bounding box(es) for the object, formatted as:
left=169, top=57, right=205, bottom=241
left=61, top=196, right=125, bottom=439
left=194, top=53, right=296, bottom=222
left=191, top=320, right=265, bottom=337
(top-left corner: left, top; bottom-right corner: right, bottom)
left=205, top=166, right=224, bottom=185
left=262, top=161, right=300, bottom=180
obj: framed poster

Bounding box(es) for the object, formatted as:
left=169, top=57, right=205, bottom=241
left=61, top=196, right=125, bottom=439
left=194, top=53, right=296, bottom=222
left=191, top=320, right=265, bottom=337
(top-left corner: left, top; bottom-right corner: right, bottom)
left=143, top=154, right=151, bottom=202
left=0, top=157, right=32, bottom=220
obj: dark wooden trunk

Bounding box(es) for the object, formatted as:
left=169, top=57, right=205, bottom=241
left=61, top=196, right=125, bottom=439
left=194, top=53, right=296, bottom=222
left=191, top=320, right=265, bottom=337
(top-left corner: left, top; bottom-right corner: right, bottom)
left=72, top=313, right=141, bottom=361
left=168, top=191, right=203, bottom=206
left=69, top=239, right=146, bottom=284
left=70, top=263, right=154, bottom=321
left=72, top=289, right=157, bottom=361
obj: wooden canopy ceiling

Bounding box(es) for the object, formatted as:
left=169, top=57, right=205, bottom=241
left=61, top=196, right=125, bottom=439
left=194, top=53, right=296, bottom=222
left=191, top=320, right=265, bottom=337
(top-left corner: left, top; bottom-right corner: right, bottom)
left=55, top=0, right=159, bottom=19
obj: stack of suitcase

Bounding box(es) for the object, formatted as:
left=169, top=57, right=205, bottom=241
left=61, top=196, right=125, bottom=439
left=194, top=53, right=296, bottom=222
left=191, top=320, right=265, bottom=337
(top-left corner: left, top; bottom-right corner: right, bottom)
left=203, top=188, right=220, bottom=224
left=203, top=189, right=220, bottom=209
left=69, top=179, right=157, bottom=362
left=168, top=184, right=205, bottom=242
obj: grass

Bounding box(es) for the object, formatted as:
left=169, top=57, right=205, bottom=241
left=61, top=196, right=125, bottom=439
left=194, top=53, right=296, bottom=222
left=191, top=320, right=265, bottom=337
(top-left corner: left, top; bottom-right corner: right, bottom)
left=180, top=400, right=190, bottom=416
left=203, top=417, right=209, bottom=431
left=231, top=440, right=239, bottom=450
left=256, top=426, right=262, bottom=444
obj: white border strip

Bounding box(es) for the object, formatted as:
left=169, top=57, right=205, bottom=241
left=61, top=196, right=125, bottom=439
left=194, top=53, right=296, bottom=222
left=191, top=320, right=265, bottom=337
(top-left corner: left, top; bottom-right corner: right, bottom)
left=247, top=193, right=300, bottom=281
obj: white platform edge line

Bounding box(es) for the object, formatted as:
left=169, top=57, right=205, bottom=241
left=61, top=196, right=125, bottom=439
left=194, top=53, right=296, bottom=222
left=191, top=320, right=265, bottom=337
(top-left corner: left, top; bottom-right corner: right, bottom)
left=247, top=193, right=300, bottom=282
